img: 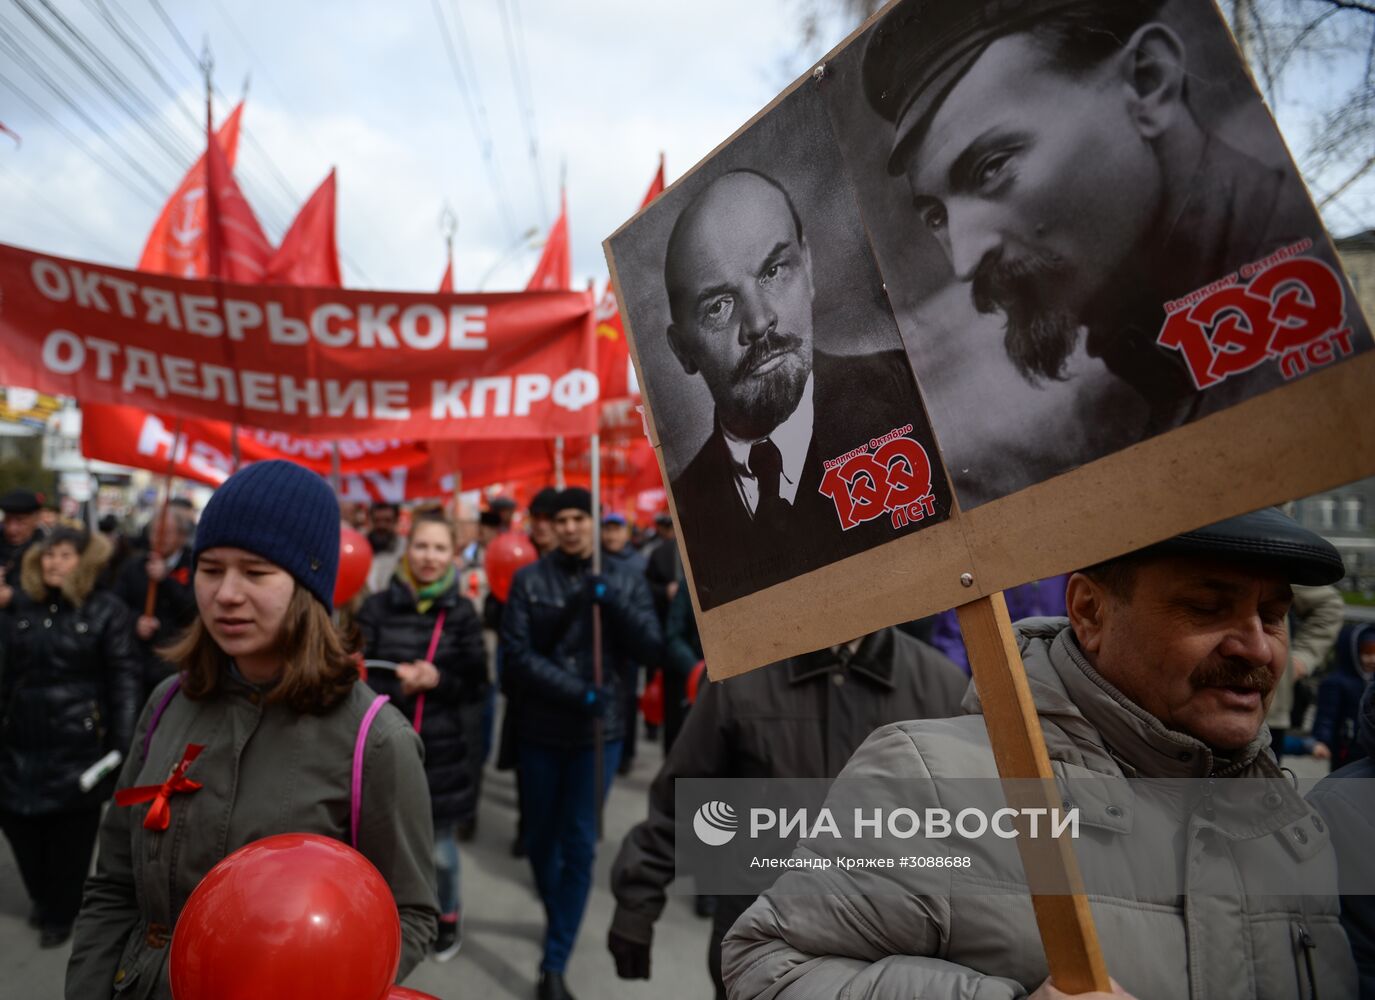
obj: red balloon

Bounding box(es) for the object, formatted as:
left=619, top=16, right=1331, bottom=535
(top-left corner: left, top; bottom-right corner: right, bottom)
left=336, top=526, right=372, bottom=606
left=640, top=669, right=664, bottom=727
left=170, top=833, right=401, bottom=1000
left=385, top=989, right=441, bottom=999
left=484, top=531, right=537, bottom=603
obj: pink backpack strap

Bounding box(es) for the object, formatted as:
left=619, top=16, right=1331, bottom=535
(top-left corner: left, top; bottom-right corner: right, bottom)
left=351, top=694, right=391, bottom=850
left=141, top=676, right=183, bottom=759
left=411, top=609, right=447, bottom=735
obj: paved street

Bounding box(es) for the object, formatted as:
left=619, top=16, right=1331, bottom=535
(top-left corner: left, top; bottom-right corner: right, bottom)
left=0, top=736, right=716, bottom=1000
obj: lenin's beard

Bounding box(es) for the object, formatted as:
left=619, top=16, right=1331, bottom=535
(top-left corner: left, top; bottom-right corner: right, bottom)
left=972, top=252, right=1082, bottom=385
left=716, top=331, right=812, bottom=440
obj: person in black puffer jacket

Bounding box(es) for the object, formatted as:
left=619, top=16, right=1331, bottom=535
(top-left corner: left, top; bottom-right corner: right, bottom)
left=356, top=511, right=487, bottom=962
left=0, top=524, right=142, bottom=948
left=500, top=487, right=663, bottom=1000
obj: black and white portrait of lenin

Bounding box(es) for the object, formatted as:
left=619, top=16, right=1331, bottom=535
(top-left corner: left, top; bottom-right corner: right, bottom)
left=611, top=87, right=949, bottom=611
left=836, top=0, right=1368, bottom=507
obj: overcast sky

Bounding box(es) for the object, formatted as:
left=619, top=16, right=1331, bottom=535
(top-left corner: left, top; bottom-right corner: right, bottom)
left=0, top=0, right=1369, bottom=295
left=0, top=0, right=843, bottom=292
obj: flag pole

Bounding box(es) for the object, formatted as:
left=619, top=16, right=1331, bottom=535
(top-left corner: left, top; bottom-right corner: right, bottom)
left=590, top=430, right=604, bottom=837
left=145, top=420, right=183, bottom=618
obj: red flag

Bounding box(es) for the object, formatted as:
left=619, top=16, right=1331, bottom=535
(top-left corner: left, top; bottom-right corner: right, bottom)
left=138, top=103, right=245, bottom=277
left=438, top=258, right=454, bottom=293
left=203, top=124, right=272, bottom=283
left=525, top=191, right=570, bottom=292
left=264, top=169, right=341, bottom=288
left=596, top=159, right=666, bottom=399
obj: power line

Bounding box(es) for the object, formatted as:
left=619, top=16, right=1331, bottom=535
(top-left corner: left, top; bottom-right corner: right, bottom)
left=82, top=0, right=201, bottom=133
left=496, top=0, right=548, bottom=223
left=0, top=19, right=171, bottom=198
left=0, top=63, right=161, bottom=208
left=430, top=0, right=519, bottom=242
left=10, top=0, right=196, bottom=171
left=35, top=0, right=198, bottom=161
left=207, top=0, right=324, bottom=159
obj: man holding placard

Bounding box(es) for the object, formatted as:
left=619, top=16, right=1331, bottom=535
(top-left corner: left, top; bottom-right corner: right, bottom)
left=722, top=508, right=1357, bottom=998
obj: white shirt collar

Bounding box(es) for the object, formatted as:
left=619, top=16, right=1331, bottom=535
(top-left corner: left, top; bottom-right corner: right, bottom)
left=720, top=374, right=815, bottom=516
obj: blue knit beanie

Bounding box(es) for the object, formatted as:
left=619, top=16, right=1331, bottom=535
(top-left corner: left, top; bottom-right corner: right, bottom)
left=194, top=460, right=340, bottom=611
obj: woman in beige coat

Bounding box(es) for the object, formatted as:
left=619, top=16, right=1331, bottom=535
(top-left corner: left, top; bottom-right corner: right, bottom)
left=66, top=461, right=437, bottom=999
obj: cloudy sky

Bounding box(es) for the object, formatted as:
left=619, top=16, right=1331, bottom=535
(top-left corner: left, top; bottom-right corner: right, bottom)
left=0, top=0, right=1369, bottom=296
left=0, top=0, right=850, bottom=292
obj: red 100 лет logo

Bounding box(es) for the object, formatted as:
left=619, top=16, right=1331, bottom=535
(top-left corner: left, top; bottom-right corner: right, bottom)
left=818, top=425, right=936, bottom=532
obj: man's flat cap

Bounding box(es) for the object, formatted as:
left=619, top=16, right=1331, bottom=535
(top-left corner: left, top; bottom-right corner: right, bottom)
left=861, top=0, right=1163, bottom=174
left=1140, top=507, right=1345, bottom=586
left=0, top=488, right=42, bottom=514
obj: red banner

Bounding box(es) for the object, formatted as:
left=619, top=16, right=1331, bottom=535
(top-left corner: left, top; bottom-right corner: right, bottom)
left=0, top=242, right=599, bottom=440
left=80, top=405, right=452, bottom=503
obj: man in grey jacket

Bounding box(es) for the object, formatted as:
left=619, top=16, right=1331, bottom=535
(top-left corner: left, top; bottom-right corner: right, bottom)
left=723, top=508, right=1357, bottom=999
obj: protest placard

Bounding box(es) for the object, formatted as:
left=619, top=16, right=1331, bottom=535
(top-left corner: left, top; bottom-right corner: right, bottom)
left=605, top=0, right=1374, bottom=678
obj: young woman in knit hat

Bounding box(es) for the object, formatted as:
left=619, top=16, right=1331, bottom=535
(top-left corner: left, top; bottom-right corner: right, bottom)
left=66, top=460, right=438, bottom=1000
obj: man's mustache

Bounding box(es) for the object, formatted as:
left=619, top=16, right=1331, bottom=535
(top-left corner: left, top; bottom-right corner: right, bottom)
left=1191, top=657, right=1277, bottom=696
left=970, top=249, right=1071, bottom=317
left=732, top=331, right=804, bottom=384
left=970, top=250, right=1079, bottom=384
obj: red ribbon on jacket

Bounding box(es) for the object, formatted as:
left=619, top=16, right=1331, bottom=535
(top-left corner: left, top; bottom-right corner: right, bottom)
left=115, top=743, right=205, bottom=830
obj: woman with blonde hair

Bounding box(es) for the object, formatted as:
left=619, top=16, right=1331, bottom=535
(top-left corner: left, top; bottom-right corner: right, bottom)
left=66, top=461, right=437, bottom=999
left=358, top=510, right=488, bottom=961
left=0, top=524, right=142, bottom=948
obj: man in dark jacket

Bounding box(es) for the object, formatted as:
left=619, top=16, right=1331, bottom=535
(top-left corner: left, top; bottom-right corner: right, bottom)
left=500, top=487, right=663, bottom=1000
left=1310, top=682, right=1375, bottom=997
left=0, top=487, right=44, bottom=609
left=607, top=627, right=967, bottom=997
left=112, top=508, right=197, bottom=695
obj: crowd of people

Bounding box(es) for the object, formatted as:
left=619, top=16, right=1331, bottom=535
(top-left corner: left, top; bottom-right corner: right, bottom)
left=0, top=472, right=1372, bottom=999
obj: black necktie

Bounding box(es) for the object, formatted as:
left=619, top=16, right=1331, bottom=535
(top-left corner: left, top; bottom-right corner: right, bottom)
left=749, top=437, right=784, bottom=526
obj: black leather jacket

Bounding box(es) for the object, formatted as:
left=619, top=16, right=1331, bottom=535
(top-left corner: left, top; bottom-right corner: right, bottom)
left=357, top=574, right=489, bottom=824
left=0, top=587, right=143, bottom=815
left=500, top=549, right=663, bottom=748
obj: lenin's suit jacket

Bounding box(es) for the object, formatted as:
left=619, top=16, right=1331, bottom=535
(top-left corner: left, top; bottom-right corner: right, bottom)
left=671, top=348, right=946, bottom=610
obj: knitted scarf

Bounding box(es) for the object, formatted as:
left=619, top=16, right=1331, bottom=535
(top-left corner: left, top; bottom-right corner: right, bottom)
left=397, top=558, right=455, bottom=614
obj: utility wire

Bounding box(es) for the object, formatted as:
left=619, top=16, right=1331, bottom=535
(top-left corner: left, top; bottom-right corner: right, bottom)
left=34, top=0, right=198, bottom=161
left=0, top=63, right=161, bottom=208
left=83, top=0, right=201, bottom=133
left=10, top=0, right=195, bottom=172
left=496, top=0, right=548, bottom=224
left=0, top=20, right=171, bottom=198
left=430, top=0, right=519, bottom=242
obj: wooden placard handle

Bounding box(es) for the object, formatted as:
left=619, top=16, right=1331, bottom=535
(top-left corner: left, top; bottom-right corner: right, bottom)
left=956, top=592, right=1112, bottom=995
